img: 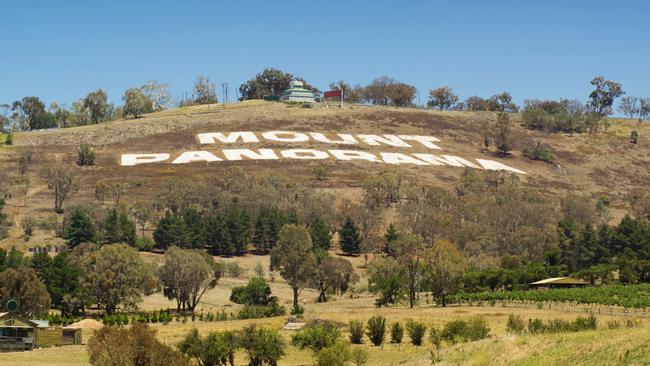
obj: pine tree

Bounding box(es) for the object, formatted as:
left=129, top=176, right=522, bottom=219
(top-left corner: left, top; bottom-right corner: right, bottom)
left=103, top=208, right=137, bottom=245
left=153, top=212, right=189, bottom=250
left=225, top=206, right=251, bottom=256
left=205, top=214, right=232, bottom=255
left=339, top=217, right=362, bottom=256
left=383, top=223, right=399, bottom=257
left=309, top=216, right=332, bottom=251
left=64, top=208, right=97, bottom=248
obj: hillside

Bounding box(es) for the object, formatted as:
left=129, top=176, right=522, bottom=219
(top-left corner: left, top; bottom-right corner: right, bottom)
left=1, top=101, right=649, bottom=242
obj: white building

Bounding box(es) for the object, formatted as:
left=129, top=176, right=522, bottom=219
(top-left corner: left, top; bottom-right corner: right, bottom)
left=280, top=80, right=316, bottom=103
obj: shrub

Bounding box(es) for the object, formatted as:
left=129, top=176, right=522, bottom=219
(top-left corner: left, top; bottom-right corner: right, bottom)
left=631, top=130, right=639, bottom=144
left=405, top=319, right=427, bottom=346
left=88, top=323, right=189, bottom=366
left=349, top=320, right=364, bottom=344
left=366, top=315, right=386, bottom=346
left=506, top=314, right=525, bottom=334
left=236, top=303, right=285, bottom=319
left=528, top=318, right=545, bottom=334
left=178, top=328, right=239, bottom=366
left=316, top=341, right=351, bottom=366
left=571, top=314, right=597, bottom=331
left=239, top=324, right=285, bottom=366
left=351, top=347, right=369, bottom=366
left=230, top=277, right=275, bottom=306
left=290, top=304, right=304, bottom=317
left=292, top=320, right=341, bottom=353
left=465, top=317, right=490, bottom=341
left=5, top=131, right=13, bottom=145
left=429, top=326, right=442, bottom=348
left=390, top=322, right=404, bottom=344
left=218, top=261, right=245, bottom=277
left=21, top=216, right=37, bottom=237
left=134, top=236, right=154, bottom=251
left=77, top=142, right=96, bottom=166
left=523, top=140, right=555, bottom=163
left=441, top=319, right=467, bottom=344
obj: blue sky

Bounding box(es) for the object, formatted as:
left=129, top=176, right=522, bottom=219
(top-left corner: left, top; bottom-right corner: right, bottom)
left=1, top=0, right=648, bottom=109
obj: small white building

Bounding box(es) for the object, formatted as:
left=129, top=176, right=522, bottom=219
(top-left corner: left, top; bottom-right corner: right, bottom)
left=280, top=80, right=316, bottom=103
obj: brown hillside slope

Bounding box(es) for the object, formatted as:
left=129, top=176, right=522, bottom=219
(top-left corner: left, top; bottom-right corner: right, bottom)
left=1, top=101, right=648, bottom=237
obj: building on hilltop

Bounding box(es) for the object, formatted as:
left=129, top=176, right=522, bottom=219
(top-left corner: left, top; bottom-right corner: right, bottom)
left=280, top=80, right=316, bottom=103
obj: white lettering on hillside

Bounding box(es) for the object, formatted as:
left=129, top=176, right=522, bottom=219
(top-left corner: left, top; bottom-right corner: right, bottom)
left=197, top=132, right=259, bottom=144
left=356, top=134, right=411, bottom=147
left=172, top=151, right=222, bottom=164
left=120, top=130, right=528, bottom=174
left=222, top=149, right=279, bottom=161
left=121, top=153, right=170, bottom=166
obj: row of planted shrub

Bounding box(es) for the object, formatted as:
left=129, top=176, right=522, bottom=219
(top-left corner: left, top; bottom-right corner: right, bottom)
left=506, top=313, right=597, bottom=334
left=348, top=315, right=491, bottom=347
left=100, top=304, right=286, bottom=326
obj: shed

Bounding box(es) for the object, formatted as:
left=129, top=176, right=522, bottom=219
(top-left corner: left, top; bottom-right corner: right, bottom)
left=529, top=277, right=589, bottom=290
left=0, top=312, right=82, bottom=351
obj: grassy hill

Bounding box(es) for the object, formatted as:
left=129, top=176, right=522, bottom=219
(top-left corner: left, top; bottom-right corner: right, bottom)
left=1, top=101, right=650, bottom=365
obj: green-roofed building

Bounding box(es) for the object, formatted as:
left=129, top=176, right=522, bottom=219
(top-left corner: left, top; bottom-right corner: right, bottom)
left=280, top=80, right=316, bottom=103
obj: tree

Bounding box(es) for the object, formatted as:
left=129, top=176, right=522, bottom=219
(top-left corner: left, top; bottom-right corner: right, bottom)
left=316, top=341, right=352, bottom=366
left=205, top=214, right=233, bottom=255
left=82, top=89, right=111, bottom=124
left=40, top=162, right=78, bottom=213
left=383, top=223, right=399, bottom=257
left=291, top=320, right=341, bottom=353
left=239, top=324, right=285, bottom=366
left=88, top=323, right=189, bottom=366
left=11, top=96, right=57, bottom=130
left=178, top=328, right=239, bottom=366
left=252, top=208, right=286, bottom=254
left=226, top=206, right=251, bottom=255
left=39, top=253, right=86, bottom=315
left=239, top=68, right=318, bottom=100
left=394, top=233, right=424, bottom=308
left=0, top=266, right=51, bottom=316
left=193, top=76, right=217, bottom=105
left=309, top=217, right=332, bottom=251
left=132, top=201, right=153, bottom=237
left=102, top=207, right=136, bottom=245
left=17, top=151, right=32, bottom=177
left=589, top=76, right=624, bottom=117
left=367, top=257, right=406, bottom=306
left=140, top=80, right=172, bottom=111
left=230, top=277, right=275, bottom=306
left=315, top=256, right=358, bottom=302
left=641, top=98, right=650, bottom=120
left=339, top=217, right=362, bottom=255
left=387, top=82, right=417, bottom=107
left=618, top=96, right=641, bottom=119
left=159, top=246, right=221, bottom=312
left=495, top=112, right=511, bottom=155
left=425, top=240, right=466, bottom=307
left=80, top=244, right=154, bottom=314
left=64, top=207, right=97, bottom=247
left=76, top=142, right=96, bottom=166
left=270, top=224, right=317, bottom=307
left=489, top=92, right=519, bottom=112
left=122, top=87, right=153, bottom=118
left=427, top=87, right=459, bottom=110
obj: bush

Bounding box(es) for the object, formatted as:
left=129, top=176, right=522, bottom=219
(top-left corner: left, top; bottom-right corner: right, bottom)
left=134, top=236, right=154, bottom=251
left=506, top=314, right=525, bottom=334
left=528, top=318, right=545, bottom=334
left=292, top=320, right=341, bottom=353
left=441, top=319, right=467, bottom=344
left=316, top=341, right=351, bottom=366
left=88, top=323, right=189, bottom=366
left=290, top=303, right=304, bottom=317
left=429, top=326, right=442, bottom=348
left=239, top=324, right=285, bottom=366
left=465, top=317, right=490, bottom=341
left=631, top=130, right=639, bottom=144
left=390, top=322, right=404, bottom=344
left=230, top=277, right=275, bottom=306
left=365, top=315, right=386, bottom=346
left=405, top=319, right=427, bottom=346
left=178, top=328, right=238, bottom=366
left=236, top=302, right=285, bottom=319
left=523, top=140, right=555, bottom=163
left=218, top=261, right=245, bottom=277
left=4, top=132, right=13, bottom=145
left=349, top=320, right=364, bottom=344
left=77, top=142, right=96, bottom=166
left=351, top=347, right=369, bottom=366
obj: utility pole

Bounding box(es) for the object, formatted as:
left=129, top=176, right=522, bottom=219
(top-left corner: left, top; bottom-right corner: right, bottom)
left=222, top=83, right=229, bottom=109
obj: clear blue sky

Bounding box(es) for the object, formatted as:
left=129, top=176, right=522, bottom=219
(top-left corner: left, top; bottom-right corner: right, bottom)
left=1, top=0, right=648, bottom=109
